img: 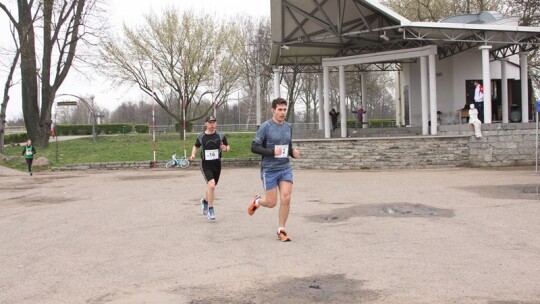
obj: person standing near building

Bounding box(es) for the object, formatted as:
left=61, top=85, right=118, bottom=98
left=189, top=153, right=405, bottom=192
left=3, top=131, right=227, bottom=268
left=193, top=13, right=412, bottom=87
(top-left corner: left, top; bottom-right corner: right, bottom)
left=189, top=115, right=230, bottom=221
left=352, top=104, right=367, bottom=130
left=21, top=139, right=36, bottom=176
left=247, top=97, right=301, bottom=242
left=329, top=108, right=340, bottom=132
left=473, top=80, right=484, bottom=122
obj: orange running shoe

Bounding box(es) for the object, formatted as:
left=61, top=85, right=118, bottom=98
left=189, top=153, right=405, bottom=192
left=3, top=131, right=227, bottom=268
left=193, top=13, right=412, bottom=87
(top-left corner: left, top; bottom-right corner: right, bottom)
left=247, top=194, right=260, bottom=216
left=277, top=229, right=291, bottom=242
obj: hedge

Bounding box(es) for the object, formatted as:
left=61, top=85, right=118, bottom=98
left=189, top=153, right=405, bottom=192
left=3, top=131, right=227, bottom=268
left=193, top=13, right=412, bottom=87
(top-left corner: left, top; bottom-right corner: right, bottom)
left=4, top=132, right=27, bottom=145
left=56, top=124, right=92, bottom=136
left=55, top=123, right=136, bottom=135
left=134, top=124, right=149, bottom=133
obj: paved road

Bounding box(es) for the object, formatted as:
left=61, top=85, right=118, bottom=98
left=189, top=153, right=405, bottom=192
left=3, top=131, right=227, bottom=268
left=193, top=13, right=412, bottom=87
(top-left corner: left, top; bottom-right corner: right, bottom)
left=1, top=166, right=539, bottom=303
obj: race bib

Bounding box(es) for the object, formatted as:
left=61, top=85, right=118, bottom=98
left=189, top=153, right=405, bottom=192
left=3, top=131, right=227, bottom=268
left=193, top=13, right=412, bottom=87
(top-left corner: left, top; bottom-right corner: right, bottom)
left=275, top=145, right=288, bottom=158
left=204, top=149, right=219, bottom=160
left=26, top=150, right=32, bottom=156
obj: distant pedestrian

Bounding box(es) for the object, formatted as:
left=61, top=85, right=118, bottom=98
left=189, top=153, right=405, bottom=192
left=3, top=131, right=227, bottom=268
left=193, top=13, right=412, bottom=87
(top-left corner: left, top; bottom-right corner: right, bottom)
left=352, top=104, right=367, bottom=129
left=21, top=139, right=36, bottom=176
left=473, top=80, right=484, bottom=122
left=189, top=115, right=230, bottom=220
left=329, top=108, right=340, bottom=131
left=50, top=123, right=55, bottom=137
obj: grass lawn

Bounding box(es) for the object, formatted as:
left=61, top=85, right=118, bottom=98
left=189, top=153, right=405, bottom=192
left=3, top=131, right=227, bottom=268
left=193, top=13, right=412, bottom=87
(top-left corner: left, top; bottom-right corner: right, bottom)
left=1, top=132, right=257, bottom=172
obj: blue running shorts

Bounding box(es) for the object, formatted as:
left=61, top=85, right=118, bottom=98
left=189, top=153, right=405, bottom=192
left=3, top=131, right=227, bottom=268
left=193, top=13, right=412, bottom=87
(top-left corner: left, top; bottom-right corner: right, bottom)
left=261, top=166, right=293, bottom=191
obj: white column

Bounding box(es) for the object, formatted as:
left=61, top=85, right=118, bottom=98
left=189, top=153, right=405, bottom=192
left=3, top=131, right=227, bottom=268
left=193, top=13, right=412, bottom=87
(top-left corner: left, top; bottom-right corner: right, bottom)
left=420, top=56, right=429, bottom=135
left=428, top=54, right=438, bottom=135
left=361, top=72, right=367, bottom=124
left=501, top=58, right=509, bottom=123
left=480, top=45, right=492, bottom=123
left=395, top=71, right=401, bottom=126
left=520, top=52, right=529, bottom=123
left=339, top=65, right=347, bottom=137
left=317, top=73, right=324, bottom=130
left=323, top=66, right=331, bottom=138
left=273, top=68, right=280, bottom=98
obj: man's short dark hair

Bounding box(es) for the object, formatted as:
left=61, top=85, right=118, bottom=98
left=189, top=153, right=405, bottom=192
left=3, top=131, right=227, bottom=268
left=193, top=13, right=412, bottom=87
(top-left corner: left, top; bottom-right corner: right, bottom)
left=272, top=97, right=288, bottom=109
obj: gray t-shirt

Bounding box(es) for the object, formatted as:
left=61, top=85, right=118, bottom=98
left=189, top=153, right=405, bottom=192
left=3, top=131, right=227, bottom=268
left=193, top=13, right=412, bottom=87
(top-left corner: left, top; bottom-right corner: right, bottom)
left=253, top=119, right=293, bottom=171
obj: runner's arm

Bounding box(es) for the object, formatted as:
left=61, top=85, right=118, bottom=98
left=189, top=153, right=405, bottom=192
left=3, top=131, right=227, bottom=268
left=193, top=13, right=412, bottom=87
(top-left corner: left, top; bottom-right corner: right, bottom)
left=190, top=146, right=199, bottom=159
left=288, top=142, right=296, bottom=158
left=221, top=136, right=230, bottom=152
left=251, top=141, right=274, bottom=156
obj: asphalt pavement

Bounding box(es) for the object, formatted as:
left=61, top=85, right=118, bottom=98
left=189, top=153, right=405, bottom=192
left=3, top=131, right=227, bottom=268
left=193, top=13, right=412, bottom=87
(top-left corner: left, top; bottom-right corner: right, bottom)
left=1, top=165, right=539, bottom=303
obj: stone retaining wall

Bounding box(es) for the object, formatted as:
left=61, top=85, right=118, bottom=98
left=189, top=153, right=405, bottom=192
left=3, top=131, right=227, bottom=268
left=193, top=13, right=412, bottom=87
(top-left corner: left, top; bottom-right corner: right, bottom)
left=52, top=124, right=538, bottom=171
left=292, top=136, right=470, bottom=170
left=292, top=124, right=537, bottom=169
left=52, top=158, right=260, bottom=171
left=468, top=126, right=536, bottom=167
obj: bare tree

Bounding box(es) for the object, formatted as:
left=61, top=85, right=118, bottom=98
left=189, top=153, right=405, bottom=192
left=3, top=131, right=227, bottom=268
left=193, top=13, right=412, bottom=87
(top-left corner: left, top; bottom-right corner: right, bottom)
left=282, top=66, right=303, bottom=122
left=109, top=100, right=157, bottom=124
left=233, top=16, right=273, bottom=125
left=99, top=9, right=243, bottom=126
left=0, top=0, right=103, bottom=147
left=296, top=72, right=319, bottom=123
left=0, top=24, right=21, bottom=154
left=381, top=0, right=502, bottom=22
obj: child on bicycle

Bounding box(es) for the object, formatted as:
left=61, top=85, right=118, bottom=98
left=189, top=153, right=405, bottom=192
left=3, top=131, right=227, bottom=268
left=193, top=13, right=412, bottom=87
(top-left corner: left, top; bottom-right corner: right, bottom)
left=189, top=115, right=230, bottom=220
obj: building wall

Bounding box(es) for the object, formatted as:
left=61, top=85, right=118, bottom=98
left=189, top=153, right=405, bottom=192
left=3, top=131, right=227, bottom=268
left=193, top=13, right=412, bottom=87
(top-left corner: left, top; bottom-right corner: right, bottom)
left=405, top=50, right=522, bottom=126
left=435, top=58, right=456, bottom=124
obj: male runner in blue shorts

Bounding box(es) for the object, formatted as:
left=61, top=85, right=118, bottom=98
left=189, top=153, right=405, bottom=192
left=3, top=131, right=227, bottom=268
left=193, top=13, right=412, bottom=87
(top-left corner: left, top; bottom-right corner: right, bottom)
left=190, top=115, right=230, bottom=220
left=247, top=98, right=300, bottom=241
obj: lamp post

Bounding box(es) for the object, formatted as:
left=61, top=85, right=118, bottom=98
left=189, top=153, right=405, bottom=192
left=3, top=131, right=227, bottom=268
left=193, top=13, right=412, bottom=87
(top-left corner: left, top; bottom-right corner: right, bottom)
left=226, top=90, right=242, bottom=131
left=54, top=100, right=78, bottom=161
left=56, top=93, right=97, bottom=144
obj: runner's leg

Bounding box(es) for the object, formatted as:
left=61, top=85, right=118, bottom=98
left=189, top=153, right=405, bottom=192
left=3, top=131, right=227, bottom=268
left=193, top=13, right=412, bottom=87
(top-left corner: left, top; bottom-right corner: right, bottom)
left=277, top=181, right=292, bottom=228
left=257, top=169, right=278, bottom=208
left=259, top=188, right=278, bottom=208
left=26, top=159, right=32, bottom=173
left=206, top=179, right=216, bottom=208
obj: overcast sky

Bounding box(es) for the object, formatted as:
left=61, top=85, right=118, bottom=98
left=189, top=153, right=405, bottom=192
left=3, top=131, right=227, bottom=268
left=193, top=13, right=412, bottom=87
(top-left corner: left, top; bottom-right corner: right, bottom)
left=1, top=0, right=270, bottom=119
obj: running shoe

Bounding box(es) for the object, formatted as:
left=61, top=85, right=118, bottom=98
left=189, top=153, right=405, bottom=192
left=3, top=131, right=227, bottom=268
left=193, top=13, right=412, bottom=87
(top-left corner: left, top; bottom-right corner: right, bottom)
left=200, top=199, right=208, bottom=215
left=277, top=229, right=291, bottom=242
left=208, top=208, right=215, bottom=220
left=247, top=194, right=261, bottom=216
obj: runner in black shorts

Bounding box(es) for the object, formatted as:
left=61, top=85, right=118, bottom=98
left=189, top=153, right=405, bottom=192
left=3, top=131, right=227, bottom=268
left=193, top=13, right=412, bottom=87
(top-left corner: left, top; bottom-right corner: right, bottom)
left=189, top=115, right=230, bottom=220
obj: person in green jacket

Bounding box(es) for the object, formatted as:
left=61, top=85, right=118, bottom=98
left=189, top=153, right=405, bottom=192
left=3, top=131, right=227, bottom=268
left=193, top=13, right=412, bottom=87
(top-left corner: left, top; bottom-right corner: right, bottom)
left=21, top=139, right=36, bottom=176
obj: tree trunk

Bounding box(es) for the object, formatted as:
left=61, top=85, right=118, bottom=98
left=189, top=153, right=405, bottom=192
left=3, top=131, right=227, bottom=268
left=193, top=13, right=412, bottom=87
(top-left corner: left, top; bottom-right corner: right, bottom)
left=286, top=69, right=298, bottom=122
left=18, top=0, right=40, bottom=145
left=19, top=0, right=87, bottom=148
left=0, top=109, right=6, bottom=155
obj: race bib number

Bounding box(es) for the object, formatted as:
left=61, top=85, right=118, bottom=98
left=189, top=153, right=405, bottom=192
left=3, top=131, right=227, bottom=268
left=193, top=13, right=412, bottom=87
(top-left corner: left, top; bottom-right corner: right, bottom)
left=275, top=145, right=288, bottom=158
left=26, top=150, right=32, bottom=156
left=204, top=149, right=219, bottom=160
